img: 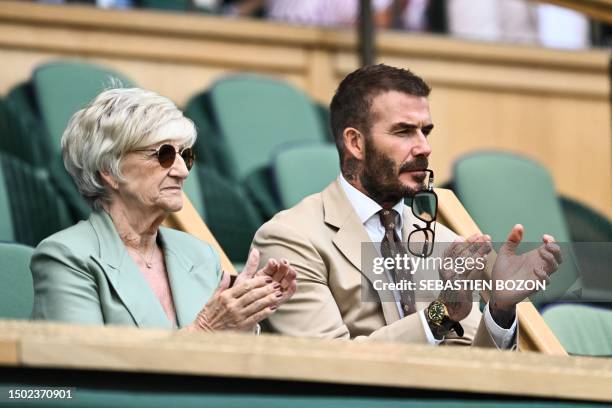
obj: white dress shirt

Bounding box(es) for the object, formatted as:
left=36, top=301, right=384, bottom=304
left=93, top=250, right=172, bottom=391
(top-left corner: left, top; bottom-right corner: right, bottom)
left=338, top=175, right=516, bottom=348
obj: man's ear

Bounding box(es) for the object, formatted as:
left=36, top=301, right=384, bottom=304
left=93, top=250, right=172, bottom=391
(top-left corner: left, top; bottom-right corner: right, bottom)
left=343, top=127, right=365, bottom=161
left=99, top=171, right=119, bottom=191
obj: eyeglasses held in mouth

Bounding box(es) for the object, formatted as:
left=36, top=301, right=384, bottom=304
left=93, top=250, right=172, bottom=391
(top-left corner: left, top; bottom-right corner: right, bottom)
left=407, top=169, right=437, bottom=258
left=133, top=144, right=195, bottom=171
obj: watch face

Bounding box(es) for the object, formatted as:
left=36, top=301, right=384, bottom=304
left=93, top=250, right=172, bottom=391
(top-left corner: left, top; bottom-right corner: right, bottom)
left=428, top=302, right=445, bottom=323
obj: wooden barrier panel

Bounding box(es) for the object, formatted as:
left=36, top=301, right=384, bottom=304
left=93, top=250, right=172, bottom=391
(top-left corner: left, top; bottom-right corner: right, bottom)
left=0, top=339, right=18, bottom=366
left=0, top=320, right=611, bottom=402
left=0, top=1, right=610, bottom=220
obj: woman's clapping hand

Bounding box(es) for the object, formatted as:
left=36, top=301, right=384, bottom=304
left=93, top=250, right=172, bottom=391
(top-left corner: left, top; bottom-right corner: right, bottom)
left=188, top=249, right=297, bottom=332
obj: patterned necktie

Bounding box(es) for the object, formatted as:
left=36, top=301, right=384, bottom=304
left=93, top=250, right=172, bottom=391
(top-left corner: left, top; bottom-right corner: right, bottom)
left=379, top=209, right=417, bottom=316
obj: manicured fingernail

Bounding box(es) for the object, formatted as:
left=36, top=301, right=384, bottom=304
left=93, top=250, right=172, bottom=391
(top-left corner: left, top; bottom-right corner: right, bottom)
left=282, top=259, right=289, bottom=265
left=275, top=291, right=283, bottom=298
left=270, top=306, right=278, bottom=310
left=265, top=277, right=273, bottom=283
left=273, top=283, right=281, bottom=289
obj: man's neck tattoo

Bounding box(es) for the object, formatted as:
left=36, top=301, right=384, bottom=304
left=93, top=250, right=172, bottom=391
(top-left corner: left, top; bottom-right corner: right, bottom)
left=342, top=157, right=359, bottom=182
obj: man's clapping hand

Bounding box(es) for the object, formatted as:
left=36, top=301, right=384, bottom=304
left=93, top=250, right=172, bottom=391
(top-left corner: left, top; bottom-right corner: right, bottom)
left=491, top=224, right=562, bottom=311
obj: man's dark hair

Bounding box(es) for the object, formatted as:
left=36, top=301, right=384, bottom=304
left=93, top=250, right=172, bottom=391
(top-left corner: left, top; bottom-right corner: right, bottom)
left=330, top=64, right=431, bottom=166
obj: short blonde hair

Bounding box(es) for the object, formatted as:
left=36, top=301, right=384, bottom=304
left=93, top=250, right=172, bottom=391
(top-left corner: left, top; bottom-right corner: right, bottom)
left=61, top=87, right=196, bottom=211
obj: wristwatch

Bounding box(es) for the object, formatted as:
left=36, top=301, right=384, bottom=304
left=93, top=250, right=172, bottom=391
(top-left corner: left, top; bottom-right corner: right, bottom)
left=426, top=300, right=464, bottom=339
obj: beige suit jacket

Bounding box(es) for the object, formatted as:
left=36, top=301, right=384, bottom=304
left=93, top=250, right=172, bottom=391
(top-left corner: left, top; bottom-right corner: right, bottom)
left=254, top=180, right=507, bottom=348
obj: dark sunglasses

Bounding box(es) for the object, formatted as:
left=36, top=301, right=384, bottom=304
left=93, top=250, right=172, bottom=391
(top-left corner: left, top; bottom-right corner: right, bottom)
left=407, top=169, right=438, bottom=258
left=133, top=144, right=195, bottom=171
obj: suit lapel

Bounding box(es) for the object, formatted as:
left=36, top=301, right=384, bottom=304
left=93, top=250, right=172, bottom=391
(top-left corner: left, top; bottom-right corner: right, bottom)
left=323, top=181, right=401, bottom=324
left=89, top=211, right=171, bottom=329
left=158, top=229, right=204, bottom=328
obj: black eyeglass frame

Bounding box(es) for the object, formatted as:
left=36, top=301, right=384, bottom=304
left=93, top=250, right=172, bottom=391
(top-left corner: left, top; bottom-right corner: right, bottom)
left=133, top=144, right=195, bottom=171
left=407, top=169, right=438, bottom=258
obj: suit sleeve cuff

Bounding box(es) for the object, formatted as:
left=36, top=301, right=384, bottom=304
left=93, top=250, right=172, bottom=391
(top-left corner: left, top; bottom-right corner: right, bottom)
left=484, top=302, right=517, bottom=349
left=419, top=309, right=443, bottom=345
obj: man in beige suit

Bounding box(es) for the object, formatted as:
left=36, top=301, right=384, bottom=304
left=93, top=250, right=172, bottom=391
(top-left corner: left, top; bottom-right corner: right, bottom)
left=253, top=64, right=562, bottom=348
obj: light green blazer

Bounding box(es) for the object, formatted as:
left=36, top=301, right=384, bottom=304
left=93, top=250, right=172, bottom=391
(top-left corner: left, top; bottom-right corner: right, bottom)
left=30, top=211, right=222, bottom=329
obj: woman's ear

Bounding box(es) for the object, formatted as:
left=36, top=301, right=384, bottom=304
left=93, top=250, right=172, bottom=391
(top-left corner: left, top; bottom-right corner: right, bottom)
left=99, top=171, right=119, bottom=190
left=343, top=127, right=366, bottom=161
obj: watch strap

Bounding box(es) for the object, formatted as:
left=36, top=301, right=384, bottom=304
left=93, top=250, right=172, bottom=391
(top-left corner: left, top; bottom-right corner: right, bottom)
left=448, top=318, right=464, bottom=337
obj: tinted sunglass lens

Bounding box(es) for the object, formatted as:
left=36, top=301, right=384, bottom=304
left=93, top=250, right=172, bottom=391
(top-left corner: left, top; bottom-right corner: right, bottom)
left=181, top=148, right=194, bottom=170
left=412, top=192, right=437, bottom=222
left=157, top=144, right=176, bottom=168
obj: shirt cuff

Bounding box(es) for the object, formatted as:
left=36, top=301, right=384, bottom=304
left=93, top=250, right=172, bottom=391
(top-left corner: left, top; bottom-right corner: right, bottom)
left=419, top=310, right=443, bottom=345
left=483, top=302, right=517, bottom=349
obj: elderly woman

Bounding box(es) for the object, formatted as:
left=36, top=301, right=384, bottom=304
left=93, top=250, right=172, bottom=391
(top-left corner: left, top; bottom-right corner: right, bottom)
left=31, top=87, right=296, bottom=332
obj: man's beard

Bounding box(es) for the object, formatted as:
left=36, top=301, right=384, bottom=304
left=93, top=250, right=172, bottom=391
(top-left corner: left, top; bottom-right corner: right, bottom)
left=359, top=136, right=429, bottom=205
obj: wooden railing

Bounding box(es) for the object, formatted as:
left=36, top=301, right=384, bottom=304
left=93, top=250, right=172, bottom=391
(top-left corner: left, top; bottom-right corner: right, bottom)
left=1, top=320, right=611, bottom=402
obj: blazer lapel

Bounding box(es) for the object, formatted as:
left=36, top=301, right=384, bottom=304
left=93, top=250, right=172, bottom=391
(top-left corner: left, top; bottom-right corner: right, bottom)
left=89, top=211, right=171, bottom=329
left=323, top=180, right=401, bottom=324
left=158, top=229, right=206, bottom=328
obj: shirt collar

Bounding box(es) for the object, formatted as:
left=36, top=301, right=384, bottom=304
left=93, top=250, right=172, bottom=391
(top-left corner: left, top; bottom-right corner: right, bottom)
left=338, top=174, right=405, bottom=229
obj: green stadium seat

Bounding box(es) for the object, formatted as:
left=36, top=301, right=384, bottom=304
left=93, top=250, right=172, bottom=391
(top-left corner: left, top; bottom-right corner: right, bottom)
left=453, top=151, right=571, bottom=243
left=314, top=100, right=334, bottom=143
left=208, top=74, right=327, bottom=182
left=193, top=164, right=263, bottom=263
left=139, top=0, right=218, bottom=12
left=542, top=304, right=612, bottom=356
left=451, top=151, right=589, bottom=307
left=0, top=93, right=50, bottom=169
left=5, top=81, right=39, bottom=121
left=560, top=196, right=612, bottom=242
left=184, top=92, right=224, bottom=171
left=32, top=60, right=135, bottom=158
left=205, top=74, right=328, bottom=218
left=182, top=163, right=206, bottom=219
left=184, top=94, right=268, bottom=261
left=0, top=154, right=12, bottom=241
left=30, top=60, right=135, bottom=220
left=140, top=0, right=191, bottom=10
left=0, top=242, right=34, bottom=319
left=0, top=152, right=72, bottom=247
left=175, top=160, right=261, bottom=263
left=272, top=142, right=340, bottom=209
left=5, top=81, right=41, bottom=140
